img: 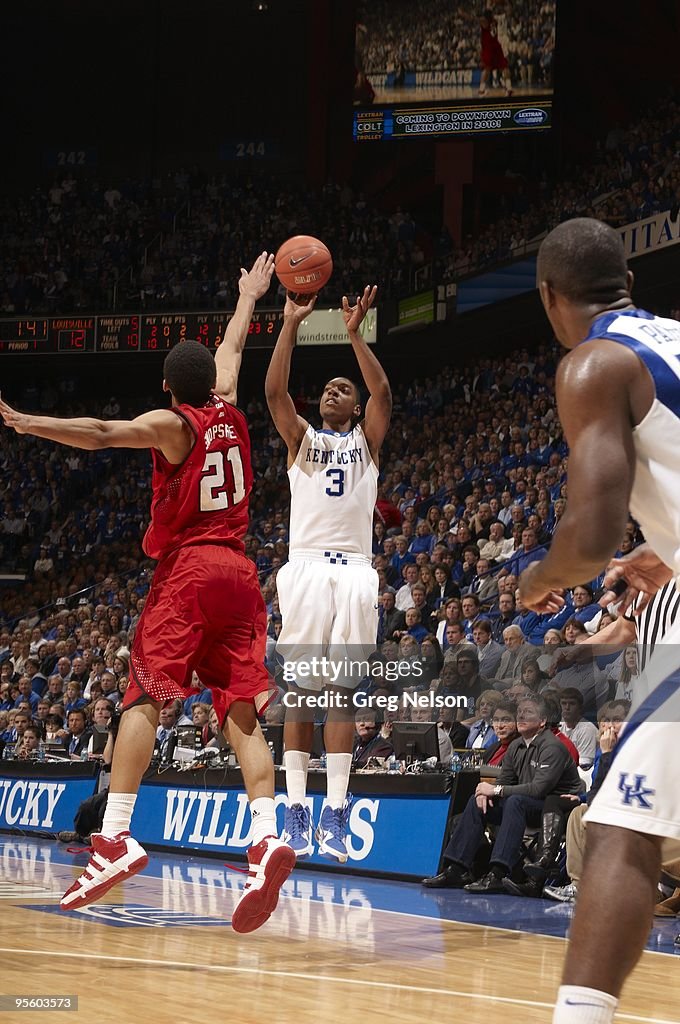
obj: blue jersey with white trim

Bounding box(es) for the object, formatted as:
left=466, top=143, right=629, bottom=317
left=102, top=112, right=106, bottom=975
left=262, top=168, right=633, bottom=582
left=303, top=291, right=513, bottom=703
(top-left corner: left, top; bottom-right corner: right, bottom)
left=583, top=308, right=680, bottom=575
left=288, top=423, right=378, bottom=557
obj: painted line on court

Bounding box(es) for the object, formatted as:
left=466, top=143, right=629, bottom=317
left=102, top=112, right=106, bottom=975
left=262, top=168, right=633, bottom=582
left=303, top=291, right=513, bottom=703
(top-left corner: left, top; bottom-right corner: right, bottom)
left=0, top=946, right=677, bottom=1024
left=7, top=859, right=679, bottom=960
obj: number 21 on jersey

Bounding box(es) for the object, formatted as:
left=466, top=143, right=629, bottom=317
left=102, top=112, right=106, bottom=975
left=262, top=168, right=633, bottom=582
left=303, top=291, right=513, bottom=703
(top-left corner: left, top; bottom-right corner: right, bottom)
left=200, top=447, right=246, bottom=511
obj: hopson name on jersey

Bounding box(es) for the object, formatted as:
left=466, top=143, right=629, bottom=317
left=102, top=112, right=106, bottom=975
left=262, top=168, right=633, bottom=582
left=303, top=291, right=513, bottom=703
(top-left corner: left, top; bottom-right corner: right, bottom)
left=304, top=445, right=364, bottom=465
left=203, top=422, right=237, bottom=448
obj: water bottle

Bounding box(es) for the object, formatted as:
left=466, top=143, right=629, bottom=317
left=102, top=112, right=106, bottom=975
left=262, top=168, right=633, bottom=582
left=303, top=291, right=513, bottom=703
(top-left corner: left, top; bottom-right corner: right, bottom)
left=450, top=752, right=462, bottom=776
left=37, top=741, right=46, bottom=763
left=387, top=754, right=399, bottom=774
left=268, top=741, right=276, bottom=764
left=320, top=752, right=327, bottom=771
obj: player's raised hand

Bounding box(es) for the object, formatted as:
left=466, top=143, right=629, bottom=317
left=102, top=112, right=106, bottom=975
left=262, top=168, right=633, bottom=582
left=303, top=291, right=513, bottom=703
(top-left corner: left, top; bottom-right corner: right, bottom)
left=239, top=251, right=275, bottom=300
left=603, top=542, right=673, bottom=615
left=518, top=561, right=565, bottom=613
left=283, top=291, right=317, bottom=323
left=342, top=285, right=377, bottom=333
left=0, top=396, right=31, bottom=434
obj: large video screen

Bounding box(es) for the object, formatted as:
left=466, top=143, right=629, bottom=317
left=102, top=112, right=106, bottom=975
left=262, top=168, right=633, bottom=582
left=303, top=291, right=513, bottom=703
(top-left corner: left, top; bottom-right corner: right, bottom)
left=354, top=0, right=555, bottom=141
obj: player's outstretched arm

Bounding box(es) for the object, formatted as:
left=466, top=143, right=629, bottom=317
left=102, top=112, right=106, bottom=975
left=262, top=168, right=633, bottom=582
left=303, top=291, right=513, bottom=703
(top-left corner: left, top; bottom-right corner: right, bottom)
left=0, top=399, right=191, bottom=463
left=214, top=251, right=275, bottom=405
left=342, top=286, right=391, bottom=461
left=519, top=339, right=638, bottom=612
left=264, top=294, right=313, bottom=459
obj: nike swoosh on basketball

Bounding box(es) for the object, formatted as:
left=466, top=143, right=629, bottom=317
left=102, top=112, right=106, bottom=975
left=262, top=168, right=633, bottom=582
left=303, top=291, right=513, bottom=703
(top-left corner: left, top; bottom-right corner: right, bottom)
left=289, top=255, right=311, bottom=266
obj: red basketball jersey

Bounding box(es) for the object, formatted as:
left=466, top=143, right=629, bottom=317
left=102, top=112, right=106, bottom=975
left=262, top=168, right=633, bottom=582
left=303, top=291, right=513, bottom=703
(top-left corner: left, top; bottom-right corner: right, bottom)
left=143, top=396, right=253, bottom=561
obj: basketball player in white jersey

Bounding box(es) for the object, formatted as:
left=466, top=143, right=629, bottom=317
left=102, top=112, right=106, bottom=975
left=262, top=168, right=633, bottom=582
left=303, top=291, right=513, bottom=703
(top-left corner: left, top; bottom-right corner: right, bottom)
left=265, top=285, right=391, bottom=862
left=517, top=218, right=680, bottom=1024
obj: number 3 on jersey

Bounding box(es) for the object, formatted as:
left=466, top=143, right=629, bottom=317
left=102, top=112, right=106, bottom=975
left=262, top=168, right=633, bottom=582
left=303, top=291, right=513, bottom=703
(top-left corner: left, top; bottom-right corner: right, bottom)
left=200, top=448, right=246, bottom=511
left=325, top=468, right=345, bottom=497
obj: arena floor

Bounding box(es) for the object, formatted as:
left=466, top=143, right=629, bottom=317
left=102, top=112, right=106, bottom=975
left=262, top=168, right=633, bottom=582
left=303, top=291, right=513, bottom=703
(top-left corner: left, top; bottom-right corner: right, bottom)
left=1, top=836, right=678, bottom=1023
left=369, top=83, right=550, bottom=104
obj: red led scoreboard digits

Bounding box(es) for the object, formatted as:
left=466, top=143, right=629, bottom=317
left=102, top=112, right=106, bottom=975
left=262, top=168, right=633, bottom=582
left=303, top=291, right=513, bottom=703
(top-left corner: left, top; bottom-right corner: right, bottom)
left=97, top=315, right=140, bottom=352
left=0, top=318, right=96, bottom=353
left=140, top=314, right=230, bottom=350
left=0, top=311, right=283, bottom=354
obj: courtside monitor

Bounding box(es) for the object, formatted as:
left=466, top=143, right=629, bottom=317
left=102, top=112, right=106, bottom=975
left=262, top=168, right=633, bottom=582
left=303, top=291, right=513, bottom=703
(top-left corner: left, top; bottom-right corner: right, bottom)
left=391, top=722, right=441, bottom=764
left=354, top=0, right=555, bottom=141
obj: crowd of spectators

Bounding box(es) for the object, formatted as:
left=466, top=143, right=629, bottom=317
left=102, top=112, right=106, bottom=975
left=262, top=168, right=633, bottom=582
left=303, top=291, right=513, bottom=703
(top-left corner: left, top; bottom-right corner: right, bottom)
left=0, top=169, right=429, bottom=317
left=0, top=334, right=649, bottom=779
left=444, top=93, right=680, bottom=277
left=359, top=0, right=555, bottom=85
left=2, top=85, right=677, bottom=320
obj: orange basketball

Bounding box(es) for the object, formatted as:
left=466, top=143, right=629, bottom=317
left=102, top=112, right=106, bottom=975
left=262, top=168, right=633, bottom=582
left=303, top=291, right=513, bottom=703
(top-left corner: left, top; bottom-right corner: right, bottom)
left=274, top=235, right=333, bottom=295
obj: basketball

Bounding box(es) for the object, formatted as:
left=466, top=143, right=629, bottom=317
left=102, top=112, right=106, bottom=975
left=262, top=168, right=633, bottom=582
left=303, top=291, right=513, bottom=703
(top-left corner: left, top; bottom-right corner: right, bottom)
left=274, top=235, right=333, bottom=295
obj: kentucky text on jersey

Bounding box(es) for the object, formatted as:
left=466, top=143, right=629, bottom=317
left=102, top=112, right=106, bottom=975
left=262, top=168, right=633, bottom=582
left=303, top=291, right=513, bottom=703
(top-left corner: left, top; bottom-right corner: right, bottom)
left=288, top=424, right=378, bottom=557
left=304, top=445, right=364, bottom=465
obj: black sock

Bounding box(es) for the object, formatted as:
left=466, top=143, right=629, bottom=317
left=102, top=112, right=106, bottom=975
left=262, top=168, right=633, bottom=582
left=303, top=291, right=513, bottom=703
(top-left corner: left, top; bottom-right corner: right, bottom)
left=490, top=863, right=507, bottom=879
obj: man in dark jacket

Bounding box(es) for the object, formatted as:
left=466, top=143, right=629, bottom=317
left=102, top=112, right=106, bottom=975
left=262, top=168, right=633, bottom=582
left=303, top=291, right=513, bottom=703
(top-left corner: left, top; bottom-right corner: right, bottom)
left=422, top=694, right=582, bottom=890
left=377, top=590, right=405, bottom=644
left=352, top=711, right=394, bottom=768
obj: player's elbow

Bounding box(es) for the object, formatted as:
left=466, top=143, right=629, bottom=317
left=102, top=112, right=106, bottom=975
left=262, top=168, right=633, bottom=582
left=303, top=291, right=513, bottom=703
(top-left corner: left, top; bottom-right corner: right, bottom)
left=372, top=381, right=392, bottom=411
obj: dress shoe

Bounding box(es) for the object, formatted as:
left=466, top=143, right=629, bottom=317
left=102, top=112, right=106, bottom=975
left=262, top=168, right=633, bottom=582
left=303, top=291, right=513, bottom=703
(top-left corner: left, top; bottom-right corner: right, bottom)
left=654, top=888, right=680, bottom=917
left=502, top=876, right=544, bottom=898
left=422, top=863, right=471, bottom=889
left=464, top=870, right=507, bottom=894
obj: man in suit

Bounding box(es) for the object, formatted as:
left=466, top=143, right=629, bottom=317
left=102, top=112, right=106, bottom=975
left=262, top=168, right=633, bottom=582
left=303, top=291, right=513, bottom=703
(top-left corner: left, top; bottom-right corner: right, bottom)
left=472, top=620, right=504, bottom=678
left=155, top=701, right=180, bottom=760
left=66, top=709, right=92, bottom=760
left=496, top=625, right=532, bottom=682
left=378, top=589, right=406, bottom=643
left=468, top=558, right=499, bottom=607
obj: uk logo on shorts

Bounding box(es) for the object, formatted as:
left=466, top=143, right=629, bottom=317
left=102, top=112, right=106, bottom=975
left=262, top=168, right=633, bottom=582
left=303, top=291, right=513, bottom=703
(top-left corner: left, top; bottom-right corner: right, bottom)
left=618, top=772, right=656, bottom=809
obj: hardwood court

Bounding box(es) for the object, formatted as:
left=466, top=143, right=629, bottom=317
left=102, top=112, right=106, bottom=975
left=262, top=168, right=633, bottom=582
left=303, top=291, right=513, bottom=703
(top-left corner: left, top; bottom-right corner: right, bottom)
left=369, top=83, right=546, bottom=104
left=1, top=837, right=678, bottom=1024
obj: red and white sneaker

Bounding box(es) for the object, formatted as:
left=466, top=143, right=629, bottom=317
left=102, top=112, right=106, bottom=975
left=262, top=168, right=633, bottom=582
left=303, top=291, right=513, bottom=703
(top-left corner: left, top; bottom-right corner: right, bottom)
left=231, top=836, right=296, bottom=934
left=60, top=831, right=148, bottom=911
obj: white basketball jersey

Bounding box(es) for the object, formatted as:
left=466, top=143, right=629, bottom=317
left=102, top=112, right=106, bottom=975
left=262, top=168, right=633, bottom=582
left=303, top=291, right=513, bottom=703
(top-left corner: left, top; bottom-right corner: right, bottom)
left=288, top=423, right=378, bottom=557
left=584, top=309, right=680, bottom=575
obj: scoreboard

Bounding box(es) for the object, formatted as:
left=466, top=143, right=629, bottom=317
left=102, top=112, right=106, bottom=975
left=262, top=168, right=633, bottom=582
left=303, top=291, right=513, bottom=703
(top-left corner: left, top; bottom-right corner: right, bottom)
left=0, top=311, right=283, bottom=355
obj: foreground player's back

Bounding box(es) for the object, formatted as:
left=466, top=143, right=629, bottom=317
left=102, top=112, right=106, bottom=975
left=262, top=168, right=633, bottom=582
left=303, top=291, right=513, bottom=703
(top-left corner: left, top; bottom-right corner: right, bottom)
left=144, top=395, right=253, bottom=561
left=587, top=308, right=680, bottom=576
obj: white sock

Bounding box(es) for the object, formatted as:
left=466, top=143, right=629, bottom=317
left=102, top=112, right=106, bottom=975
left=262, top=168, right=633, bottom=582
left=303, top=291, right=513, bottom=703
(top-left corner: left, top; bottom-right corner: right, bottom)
left=553, top=986, right=618, bottom=1024
left=250, top=797, right=277, bottom=846
left=326, top=753, right=352, bottom=809
left=284, top=750, right=310, bottom=806
left=100, top=793, right=137, bottom=838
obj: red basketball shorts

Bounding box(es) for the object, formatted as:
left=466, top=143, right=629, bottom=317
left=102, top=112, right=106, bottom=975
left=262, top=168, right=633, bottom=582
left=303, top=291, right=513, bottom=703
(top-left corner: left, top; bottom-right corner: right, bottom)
left=124, top=544, right=272, bottom=723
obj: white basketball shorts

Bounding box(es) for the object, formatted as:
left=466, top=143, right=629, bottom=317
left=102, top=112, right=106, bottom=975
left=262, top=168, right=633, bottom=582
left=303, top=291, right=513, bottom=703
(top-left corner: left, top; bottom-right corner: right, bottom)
left=586, top=612, right=680, bottom=843
left=275, top=551, right=379, bottom=690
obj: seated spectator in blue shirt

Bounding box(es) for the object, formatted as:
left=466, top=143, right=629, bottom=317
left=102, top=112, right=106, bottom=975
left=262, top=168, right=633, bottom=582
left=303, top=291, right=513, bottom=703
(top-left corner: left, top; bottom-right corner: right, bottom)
left=503, top=527, right=547, bottom=577
left=391, top=535, right=416, bottom=576
left=13, top=676, right=39, bottom=713
left=64, top=680, right=88, bottom=716
left=401, top=607, right=428, bottom=644
left=570, top=584, right=601, bottom=626
left=183, top=679, right=213, bottom=719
